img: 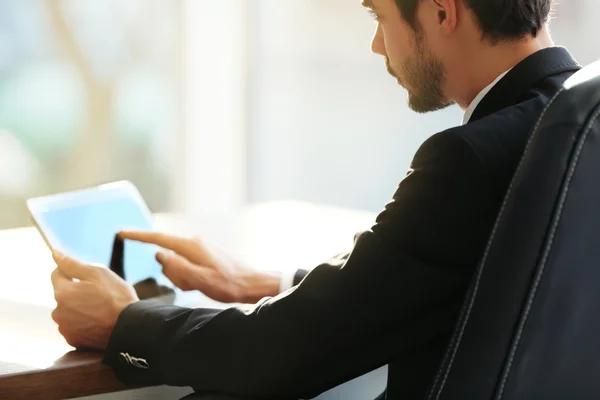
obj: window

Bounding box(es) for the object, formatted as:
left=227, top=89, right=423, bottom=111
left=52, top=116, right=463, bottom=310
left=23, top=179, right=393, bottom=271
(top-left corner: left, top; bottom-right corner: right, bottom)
left=2, top=1, right=598, bottom=228
left=0, top=0, right=180, bottom=229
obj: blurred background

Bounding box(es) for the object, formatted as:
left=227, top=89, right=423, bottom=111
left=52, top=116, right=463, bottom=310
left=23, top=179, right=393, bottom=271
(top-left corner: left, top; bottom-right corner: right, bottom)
left=0, top=0, right=598, bottom=229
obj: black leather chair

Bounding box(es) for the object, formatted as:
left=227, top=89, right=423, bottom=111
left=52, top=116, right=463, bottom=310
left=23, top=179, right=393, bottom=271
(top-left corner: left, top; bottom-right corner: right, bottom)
left=428, top=59, right=600, bottom=399
left=183, top=60, right=600, bottom=400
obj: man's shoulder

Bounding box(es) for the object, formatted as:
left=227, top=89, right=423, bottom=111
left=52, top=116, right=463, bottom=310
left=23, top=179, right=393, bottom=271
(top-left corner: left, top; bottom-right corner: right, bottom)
left=416, top=93, right=556, bottom=191
left=460, top=94, right=552, bottom=150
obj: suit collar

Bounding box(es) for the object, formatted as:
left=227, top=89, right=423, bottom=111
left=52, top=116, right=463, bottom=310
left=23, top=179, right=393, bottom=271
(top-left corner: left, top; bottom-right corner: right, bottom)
left=463, top=69, right=511, bottom=125
left=468, top=46, right=581, bottom=123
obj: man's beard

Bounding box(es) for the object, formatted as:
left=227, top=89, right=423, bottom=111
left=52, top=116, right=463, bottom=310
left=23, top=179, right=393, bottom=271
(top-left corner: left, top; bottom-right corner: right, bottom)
left=386, top=35, right=451, bottom=113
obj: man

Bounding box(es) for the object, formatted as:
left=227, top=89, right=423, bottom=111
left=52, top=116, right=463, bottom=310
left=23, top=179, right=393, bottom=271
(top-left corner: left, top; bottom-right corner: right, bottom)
left=50, top=0, right=580, bottom=398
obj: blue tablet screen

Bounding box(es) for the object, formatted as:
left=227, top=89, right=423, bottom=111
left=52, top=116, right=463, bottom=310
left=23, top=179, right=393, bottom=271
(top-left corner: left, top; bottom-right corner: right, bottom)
left=37, top=195, right=162, bottom=285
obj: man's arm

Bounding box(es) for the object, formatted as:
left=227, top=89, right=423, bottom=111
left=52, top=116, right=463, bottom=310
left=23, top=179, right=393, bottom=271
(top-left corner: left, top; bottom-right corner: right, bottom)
left=277, top=268, right=308, bottom=293
left=280, top=261, right=342, bottom=293
left=103, top=130, right=497, bottom=399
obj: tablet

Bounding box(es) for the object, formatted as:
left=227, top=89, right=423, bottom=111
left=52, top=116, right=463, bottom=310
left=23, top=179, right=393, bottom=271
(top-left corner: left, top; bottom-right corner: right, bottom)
left=27, top=181, right=163, bottom=285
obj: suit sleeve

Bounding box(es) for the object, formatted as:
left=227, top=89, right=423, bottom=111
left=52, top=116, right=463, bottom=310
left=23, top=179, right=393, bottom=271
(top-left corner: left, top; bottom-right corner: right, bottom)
left=103, top=130, right=497, bottom=399
left=285, top=256, right=346, bottom=291
left=277, top=267, right=314, bottom=293
left=293, top=268, right=311, bottom=287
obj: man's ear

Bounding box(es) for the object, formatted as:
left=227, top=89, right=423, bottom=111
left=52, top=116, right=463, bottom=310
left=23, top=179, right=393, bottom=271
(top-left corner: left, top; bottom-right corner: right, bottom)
left=433, top=0, right=458, bottom=31
left=439, top=10, right=447, bottom=23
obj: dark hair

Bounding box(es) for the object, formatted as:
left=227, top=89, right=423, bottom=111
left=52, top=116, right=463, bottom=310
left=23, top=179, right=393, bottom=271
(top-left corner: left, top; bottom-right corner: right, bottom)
left=395, top=0, right=553, bottom=42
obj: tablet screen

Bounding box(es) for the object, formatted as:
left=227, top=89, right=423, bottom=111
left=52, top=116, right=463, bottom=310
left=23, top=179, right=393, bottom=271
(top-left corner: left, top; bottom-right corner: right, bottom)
left=30, top=184, right=163, bottom=285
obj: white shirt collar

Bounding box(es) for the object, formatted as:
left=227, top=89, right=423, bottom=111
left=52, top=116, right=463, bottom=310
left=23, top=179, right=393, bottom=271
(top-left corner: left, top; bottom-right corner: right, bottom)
left=462, top=69, right=511, bottom=125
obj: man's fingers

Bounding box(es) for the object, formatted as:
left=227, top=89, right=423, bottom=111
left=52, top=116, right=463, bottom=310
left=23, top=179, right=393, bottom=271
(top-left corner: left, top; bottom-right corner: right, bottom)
left=156, top=251, right=194, bottom=272
left=156, top=251, right=197, bottom=290
left=53, top=252, right=98, bottom=280
left=119, top=230, right=195, bottom=258
left=51, top=268, right=72, bottom=291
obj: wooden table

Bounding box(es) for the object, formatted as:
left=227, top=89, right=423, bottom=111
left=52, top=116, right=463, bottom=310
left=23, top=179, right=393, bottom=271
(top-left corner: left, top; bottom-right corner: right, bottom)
left=0, top=201, right=375, bottom=400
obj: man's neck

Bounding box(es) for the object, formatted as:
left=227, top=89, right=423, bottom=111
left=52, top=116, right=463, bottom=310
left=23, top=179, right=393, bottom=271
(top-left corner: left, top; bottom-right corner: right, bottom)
left=454, top=28, right=555, bottom=110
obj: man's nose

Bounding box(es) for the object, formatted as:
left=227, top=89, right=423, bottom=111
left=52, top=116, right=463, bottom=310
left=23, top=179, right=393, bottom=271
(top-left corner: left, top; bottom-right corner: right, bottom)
left=371, top=23, right=386, bottom=56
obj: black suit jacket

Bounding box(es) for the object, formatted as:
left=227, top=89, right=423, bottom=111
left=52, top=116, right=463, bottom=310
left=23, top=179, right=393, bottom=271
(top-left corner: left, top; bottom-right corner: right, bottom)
left=103, top=47, right=580, bottom=400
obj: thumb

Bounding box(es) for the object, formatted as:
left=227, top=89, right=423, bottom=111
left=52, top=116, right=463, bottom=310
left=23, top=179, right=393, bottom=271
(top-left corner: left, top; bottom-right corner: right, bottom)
left=53, top=251, right=98, bottom=281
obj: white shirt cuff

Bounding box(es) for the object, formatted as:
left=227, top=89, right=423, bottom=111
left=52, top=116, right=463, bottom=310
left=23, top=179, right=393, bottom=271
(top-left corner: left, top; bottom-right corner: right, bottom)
left=278, top=269, right=297, bottom=294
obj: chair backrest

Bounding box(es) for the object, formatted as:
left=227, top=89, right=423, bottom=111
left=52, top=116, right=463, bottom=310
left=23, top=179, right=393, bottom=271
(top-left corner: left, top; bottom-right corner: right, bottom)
left=426, top=60, right=600, bottom=400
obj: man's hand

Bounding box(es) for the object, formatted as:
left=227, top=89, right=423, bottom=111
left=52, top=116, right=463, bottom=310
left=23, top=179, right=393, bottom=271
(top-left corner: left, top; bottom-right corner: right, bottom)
left=50, top=252, right=139, bottom=350
left=119, top=230, right=281, bottom=303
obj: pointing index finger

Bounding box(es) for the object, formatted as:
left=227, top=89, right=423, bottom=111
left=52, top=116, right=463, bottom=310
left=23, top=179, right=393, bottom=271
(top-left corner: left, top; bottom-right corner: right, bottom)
left=118, top=230, right=194, bottom=258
